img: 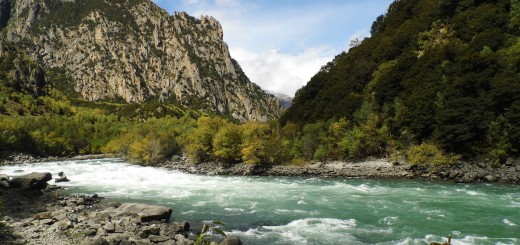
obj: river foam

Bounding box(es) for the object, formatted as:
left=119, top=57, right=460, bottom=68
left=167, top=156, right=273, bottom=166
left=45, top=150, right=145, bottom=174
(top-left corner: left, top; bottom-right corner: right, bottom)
left=2, top=158, right=519, bottom=245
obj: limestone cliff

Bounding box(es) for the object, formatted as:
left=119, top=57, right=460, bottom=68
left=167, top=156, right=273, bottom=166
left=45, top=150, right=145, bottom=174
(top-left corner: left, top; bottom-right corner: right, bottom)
left=0, top=0, right=281, bottom=121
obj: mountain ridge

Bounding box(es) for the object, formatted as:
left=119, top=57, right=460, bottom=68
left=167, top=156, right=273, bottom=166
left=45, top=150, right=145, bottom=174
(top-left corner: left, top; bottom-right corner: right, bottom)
left=0, top=0, right=281, bottom=121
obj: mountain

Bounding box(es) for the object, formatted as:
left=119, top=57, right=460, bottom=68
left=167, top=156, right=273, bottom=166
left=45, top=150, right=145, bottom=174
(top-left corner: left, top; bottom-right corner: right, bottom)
left=0, top=0, right=281, bottom=122
left=283, top=0, right=520, bottom=157
left=266, top=91, right=293, bottom=109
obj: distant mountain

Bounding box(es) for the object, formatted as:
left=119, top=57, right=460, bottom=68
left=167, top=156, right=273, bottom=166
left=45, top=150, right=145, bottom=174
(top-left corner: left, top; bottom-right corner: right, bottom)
left=267, top=91, right=293, bottom=109
left=283, top=0, right=520, bottom=156
left=0, top=0, right=281, bottom=121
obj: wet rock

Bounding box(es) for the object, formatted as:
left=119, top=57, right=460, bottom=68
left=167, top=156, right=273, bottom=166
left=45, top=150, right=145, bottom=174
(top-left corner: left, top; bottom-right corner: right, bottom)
left=55, top=171, right=70, bottom=183
left=56, top=220, right=73, bottom=230
left=114, top=203, right=173, bottom=222
left=139, top=225, right=160, bottom=238
left=91, top=236, right=109, bottom=245
left=0, top=174, right=10, bottom=188
left=34, top=212, right=52, bottom=220
left=219, top=236, right=243, bottom=245
left=104, top=222, right=115, bottom=233
left=108, top=234, right=131, bottom=244
left=181, top=221, right=190, bottom=232
left=40, top=218, right=54, bottom=225
left=46, top=185, right=61, bottom=190
left=84, top=228, right=97, bottom=236
left=68, top=213, right=79, bottom=222
left=88, top=221, right=102, bottom=230
left=477, top=170, right=487, bottom=179
left=505, top=158, right=518, bottom=166
left=175, top=234, right=194, bottom=245
left=148, top=235, right=170, bottom=243
left=448, top=171, right=459, bottom=179
left=9, top=172, right=52, bottom=189
left=158, top=240, right=176, bottom=245
left=97, top=227, right=108, bottom=236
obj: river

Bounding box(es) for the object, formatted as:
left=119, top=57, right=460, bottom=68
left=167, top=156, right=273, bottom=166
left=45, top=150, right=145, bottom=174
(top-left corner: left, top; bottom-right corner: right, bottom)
left=1, top=158, right=519, bottom=245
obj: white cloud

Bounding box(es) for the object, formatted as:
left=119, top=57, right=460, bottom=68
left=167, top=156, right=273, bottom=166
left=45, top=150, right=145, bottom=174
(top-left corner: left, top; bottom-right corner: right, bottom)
left=230, top=46, right=336, bottom=96
left=151, top=0, right=393, bottom=95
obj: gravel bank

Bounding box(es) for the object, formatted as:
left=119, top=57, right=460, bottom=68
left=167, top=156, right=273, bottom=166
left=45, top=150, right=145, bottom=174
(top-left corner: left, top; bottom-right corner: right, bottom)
left=160, top=156, right=520, bottom=184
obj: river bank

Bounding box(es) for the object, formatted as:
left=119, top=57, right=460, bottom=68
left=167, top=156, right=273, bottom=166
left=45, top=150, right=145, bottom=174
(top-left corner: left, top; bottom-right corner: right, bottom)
left=2, top=153, right=520, bottom=184
left=0, top=171, right=240, bottom=245
left=159, top=156, right=520, bottom=184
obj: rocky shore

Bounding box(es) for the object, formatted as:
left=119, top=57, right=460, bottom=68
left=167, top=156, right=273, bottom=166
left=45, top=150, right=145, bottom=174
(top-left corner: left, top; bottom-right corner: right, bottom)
left=160, top=156, right=520, bottom=184
left=2, top=153, right=520, bottom=184
left=0, top=172, right=242, bottom=245
left=0, top=153, right=111, bottom=166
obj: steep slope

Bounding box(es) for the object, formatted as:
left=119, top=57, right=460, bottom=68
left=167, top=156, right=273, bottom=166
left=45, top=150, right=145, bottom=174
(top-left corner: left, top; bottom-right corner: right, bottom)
left=0, top=0, right=280, bottom=121
left=284, top=0, right=520, bottom=156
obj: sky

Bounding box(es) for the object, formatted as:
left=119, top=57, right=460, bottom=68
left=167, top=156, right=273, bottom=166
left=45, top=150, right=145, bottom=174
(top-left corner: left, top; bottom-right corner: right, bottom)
left=152, top=0, right=394, bottom=96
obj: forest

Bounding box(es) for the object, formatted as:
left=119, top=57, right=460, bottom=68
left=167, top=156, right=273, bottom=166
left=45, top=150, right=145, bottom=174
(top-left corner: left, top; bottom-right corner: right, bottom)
left=1, top=0, right=520, bottom=167
left=283, top=0, right=520, bottom=163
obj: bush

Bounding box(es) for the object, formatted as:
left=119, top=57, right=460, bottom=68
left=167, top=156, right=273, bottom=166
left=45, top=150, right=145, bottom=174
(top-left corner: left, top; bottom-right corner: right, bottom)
left=186, top=116, right=226, bottom=163
left=213, top=124, right=242, bottom=163
left=406, top=143, right=459, bottom=166
left=240, top=122, right=271, bottom=164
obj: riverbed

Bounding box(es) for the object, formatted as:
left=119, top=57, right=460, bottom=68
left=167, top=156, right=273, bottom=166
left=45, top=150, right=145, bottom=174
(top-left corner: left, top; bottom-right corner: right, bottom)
left=1, top=158, right=519, bottom=245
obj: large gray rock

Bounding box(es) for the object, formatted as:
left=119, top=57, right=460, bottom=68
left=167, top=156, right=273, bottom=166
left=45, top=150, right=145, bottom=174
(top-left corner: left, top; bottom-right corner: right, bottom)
left=9, top=172, right=52, bottom=189
left=220, top=236, right=243, bottom=245
left=113, top=203, right=172, bottom=222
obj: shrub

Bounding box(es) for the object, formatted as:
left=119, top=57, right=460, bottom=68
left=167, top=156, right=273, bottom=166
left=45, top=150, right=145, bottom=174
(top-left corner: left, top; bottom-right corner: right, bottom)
left=406, top=143, right=459, bottom=166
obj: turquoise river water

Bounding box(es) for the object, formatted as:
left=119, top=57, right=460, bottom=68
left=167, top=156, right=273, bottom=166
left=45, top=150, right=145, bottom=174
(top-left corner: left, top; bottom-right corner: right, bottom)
left=1, top=159, right=519, bottom=245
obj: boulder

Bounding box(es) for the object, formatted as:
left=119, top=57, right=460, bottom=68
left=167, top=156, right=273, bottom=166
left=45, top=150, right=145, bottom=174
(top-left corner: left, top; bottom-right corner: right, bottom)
left=175, top=234, right=194, bottom=245
left=104, top=222, right=115, bottom=233
left=56, top=220, right=73, bottom=230
left=55, top=171, right=70, bottom=183
left=148, top=235, right=170, bottom=243
left=91, top=237, right=109, bottom=245
left=139, top=225, right=160, bottom=238
left=113, top=203, right=172, bottom=222
left=484, top=175, right=498, bottom=183
left=219, top=236, right=243, bottom=245
left=0, top=174, right=10, bottom=188
left=10, top=172, right=52, bottom=189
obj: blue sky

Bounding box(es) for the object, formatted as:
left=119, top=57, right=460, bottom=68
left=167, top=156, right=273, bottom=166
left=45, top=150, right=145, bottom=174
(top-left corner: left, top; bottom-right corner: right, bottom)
left=152, top=0, right=393, bottom=96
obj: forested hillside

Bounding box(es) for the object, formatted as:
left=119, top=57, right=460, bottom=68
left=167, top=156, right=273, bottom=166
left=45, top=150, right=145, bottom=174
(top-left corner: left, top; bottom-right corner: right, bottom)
left=283, top=0, right=520, bottom=162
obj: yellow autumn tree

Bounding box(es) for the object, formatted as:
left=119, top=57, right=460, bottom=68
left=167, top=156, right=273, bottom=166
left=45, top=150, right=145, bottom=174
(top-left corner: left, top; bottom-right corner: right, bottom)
left=213, top=123, right=242, bottom=163
left=240, top=122, right=271, bottom=164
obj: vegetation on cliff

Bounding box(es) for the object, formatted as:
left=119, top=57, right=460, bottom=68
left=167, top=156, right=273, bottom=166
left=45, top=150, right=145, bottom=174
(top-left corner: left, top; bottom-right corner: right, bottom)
left=1, top=0, right=281, bottom=122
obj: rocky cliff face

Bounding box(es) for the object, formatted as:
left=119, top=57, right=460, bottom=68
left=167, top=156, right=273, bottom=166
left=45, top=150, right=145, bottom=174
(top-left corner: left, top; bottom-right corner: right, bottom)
left=0, top=0, right=281, bottom=121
